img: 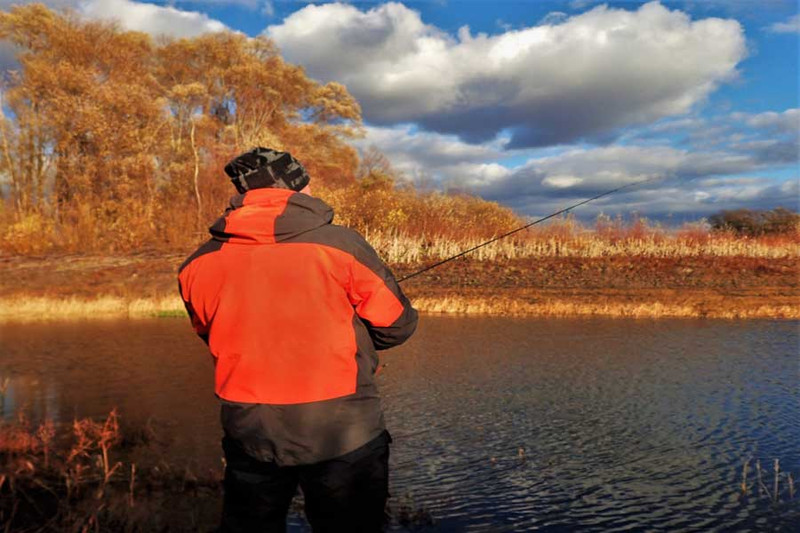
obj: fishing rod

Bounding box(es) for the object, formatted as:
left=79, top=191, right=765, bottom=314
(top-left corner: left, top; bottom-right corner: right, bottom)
left=397, top=176, right=660, bottom=283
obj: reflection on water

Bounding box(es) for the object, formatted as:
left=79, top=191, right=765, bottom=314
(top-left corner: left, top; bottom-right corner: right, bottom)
left=1, top=317, right=798, bottom=530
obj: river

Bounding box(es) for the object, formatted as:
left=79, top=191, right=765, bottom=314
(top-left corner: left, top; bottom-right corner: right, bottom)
left=1, top=316, right=798, bottom=531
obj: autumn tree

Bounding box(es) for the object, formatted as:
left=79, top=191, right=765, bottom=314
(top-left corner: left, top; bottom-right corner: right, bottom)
left=0, top=4, right=524, bottom=256
left=0, top=4, right=362, bottom=252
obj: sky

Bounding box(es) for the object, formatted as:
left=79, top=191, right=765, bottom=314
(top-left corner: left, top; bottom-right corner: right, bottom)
left=3, top=0, right=799, bottom=222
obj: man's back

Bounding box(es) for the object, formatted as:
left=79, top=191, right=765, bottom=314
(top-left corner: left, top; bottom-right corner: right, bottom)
left=179, top=187, right=418, bottom=466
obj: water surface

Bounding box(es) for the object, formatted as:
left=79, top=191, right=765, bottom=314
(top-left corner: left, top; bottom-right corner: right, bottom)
left=1, top=317, right=798, bottom=531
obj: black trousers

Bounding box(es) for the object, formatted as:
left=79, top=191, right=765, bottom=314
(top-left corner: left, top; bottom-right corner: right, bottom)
left=220, top=431, right=391, bottom=533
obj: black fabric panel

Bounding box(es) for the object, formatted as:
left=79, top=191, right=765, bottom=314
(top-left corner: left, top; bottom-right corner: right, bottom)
left=280, top=222, right=418, bottom=350
left=229, top=193, right=246, bottom=210
left=352, top=314, right=380, bottom=388
left=365, top=305, right=418, bottom=351
left=220, top=392, right=385, bottom=467
left=207, top=194, right=245, bottom=242
left=178, top=238, right=225, bottom=273
left=273, top=192, right=333, bottom=242
left=279, top=224, right=396, bottom=295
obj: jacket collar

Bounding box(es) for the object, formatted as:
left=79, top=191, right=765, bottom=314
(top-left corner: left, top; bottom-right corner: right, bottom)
left=210, top=188, right=333, bottom=244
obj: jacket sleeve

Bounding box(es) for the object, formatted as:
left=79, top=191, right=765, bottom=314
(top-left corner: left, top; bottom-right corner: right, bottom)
left=178, top=277, right=210, bottom=345
left=345, top=231, right=418, bottom=350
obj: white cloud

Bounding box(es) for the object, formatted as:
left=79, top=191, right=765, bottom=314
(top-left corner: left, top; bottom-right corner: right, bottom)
left=569, top=0, right=596, bottom=9
left=79, top=0, right=228, bottom=37
left=357, top=124, right=509, bottom=185
left=473, top=144, right=794, bottom=219
left=542, top=175, right=584, bottom=188
left=767, top=14, right=800, bottom=34
left=357, top=108, right=797, bottom=218
left=738, top=108, right=800, bottom=134
left=492, top=145, right=755, bottom=194
left=0, top=0, right=226, bottom=72
left=267, top=1, right=746, bottom=147
left=170, top=0, right=260, bottom=7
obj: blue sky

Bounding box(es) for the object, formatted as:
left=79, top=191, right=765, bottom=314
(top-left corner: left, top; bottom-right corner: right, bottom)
left=9, top=0, right=798, bottom=221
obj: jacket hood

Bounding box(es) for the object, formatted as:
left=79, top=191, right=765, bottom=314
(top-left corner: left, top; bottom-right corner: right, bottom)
left=209, top=188, right=334, bottom=244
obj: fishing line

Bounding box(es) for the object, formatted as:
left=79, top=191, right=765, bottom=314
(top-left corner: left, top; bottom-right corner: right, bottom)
left=397, top=176, right=661, bottom=283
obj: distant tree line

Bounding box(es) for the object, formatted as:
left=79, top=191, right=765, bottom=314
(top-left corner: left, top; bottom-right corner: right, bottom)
left=708, top=207, right=799, bottom=237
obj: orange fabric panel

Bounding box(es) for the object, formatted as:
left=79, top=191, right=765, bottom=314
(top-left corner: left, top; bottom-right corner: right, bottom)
left=183, top=242, right=361, bottom=405
left=222, top=189, right=297, bottom=244
left=179, top=260, right=221, bottom=336
left=349, top=260, right=404, bottom=328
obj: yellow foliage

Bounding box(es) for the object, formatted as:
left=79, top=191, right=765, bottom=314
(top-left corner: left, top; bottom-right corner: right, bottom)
left=0, top=4, right=362, bottom=253
left=1, top=212, right=55, bottom=254
left=317, top=183, right=520, bottom=239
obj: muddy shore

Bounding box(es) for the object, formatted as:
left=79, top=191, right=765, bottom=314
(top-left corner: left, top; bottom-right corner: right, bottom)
left=0, top=253, right=797, bottom=321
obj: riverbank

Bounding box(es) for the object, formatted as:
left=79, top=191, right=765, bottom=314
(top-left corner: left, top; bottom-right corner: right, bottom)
left=0, top=252, right=797, bottom=321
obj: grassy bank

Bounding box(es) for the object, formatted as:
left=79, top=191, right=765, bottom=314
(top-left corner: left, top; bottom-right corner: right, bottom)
left=0, top=231, right=797, bottom=322
left=0, top=286, right=797, bottom=322
left=0, top=295, right=186, bottom=322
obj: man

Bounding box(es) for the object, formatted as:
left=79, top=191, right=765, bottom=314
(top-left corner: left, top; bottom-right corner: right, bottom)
left=178, top=147, right=418, bottom=532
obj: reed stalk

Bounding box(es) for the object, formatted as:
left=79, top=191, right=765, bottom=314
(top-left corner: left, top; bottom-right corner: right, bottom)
left=740, top=460, right=749, bottom=495
left=0, top=377, right=9, bottom=403
left=756, top=460, right=769, bottom=497
left=773, top=459, right=780, bottom=503
left=129, top=463, right=136, bottom=508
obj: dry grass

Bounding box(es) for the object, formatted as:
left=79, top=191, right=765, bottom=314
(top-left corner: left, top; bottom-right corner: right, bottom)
left=1, top=222, right=796, bottom=322
left=1, top=290, right=797, bottom=322
left=740, top=458, right=798, bottom=504
left=411, top=295, right=800, bottom=320
left=0, top=410, right=224, bottom=531
left=0, top=296, right=186, bottom=322
left=0, top=410, right=433, bottom=531
left=366, top=231, right=800, bottom=264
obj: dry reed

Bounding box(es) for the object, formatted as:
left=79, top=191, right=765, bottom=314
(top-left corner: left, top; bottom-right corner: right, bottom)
left=1, top=290, right=797, bottom=322
left=0, top=409, right=432, bottom=530
left=740, top=458, right=797, bottom=504
left=410, top=296, right=800, bottom=320
left=365, top=231, right=800, bottom=264
left=0, top=410, right=223, bottom=531
left=0, top=296, right=186, bottom=322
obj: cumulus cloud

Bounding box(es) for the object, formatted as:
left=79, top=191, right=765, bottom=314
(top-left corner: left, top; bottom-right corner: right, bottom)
left=357, top=125, right=510, bottom=186
left=473, top=143, right=796, bottom=219
left=169, top=0, right=260, bottom=7
left=737, top=108, right=800, bottom=135
left=767, top=14, right=800, bottom=34
left=360, top=118, right=796, bottom=220
left=0, top=0, right=229, bottom=75
left=267, top=1, right=746, bottom=147
left=79, top=0, right=228, bottom=37
left=1, top=0, right=230, bottom=38
left=478, top=145, right=753, bottom=197
left=626, top=107, right=799, bottom=161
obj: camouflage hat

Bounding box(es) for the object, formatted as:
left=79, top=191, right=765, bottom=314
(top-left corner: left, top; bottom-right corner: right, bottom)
left=224, top=147, right=310, bottom=194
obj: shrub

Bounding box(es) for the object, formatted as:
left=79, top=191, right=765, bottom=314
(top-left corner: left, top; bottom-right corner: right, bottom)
left=709, top=207, right=800, bottom=236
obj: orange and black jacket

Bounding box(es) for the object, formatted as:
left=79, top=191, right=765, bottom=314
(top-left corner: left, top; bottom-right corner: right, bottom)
left=178, top=188, right=418, bottom=466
